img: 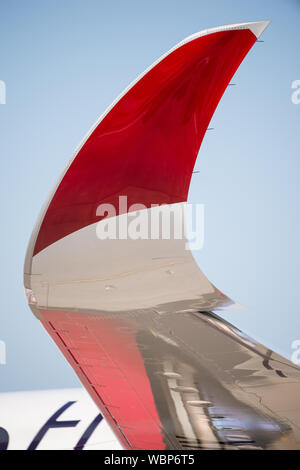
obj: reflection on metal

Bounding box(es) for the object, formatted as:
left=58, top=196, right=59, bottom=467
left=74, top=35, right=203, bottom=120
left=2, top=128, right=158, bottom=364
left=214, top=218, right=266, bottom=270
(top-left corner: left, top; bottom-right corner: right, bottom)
left=23, top=305, right=300, bottom=450
left=24, top=21, right=300, bottom=450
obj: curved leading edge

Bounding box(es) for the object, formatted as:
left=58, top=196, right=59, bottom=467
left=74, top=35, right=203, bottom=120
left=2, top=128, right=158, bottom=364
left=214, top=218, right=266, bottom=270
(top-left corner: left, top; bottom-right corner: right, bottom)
left=25, top=22, right=300, bottom=450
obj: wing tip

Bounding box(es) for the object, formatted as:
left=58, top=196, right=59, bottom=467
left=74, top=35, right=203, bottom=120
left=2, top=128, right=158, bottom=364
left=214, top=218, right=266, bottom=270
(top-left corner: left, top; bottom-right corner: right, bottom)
left=246, top=20, right=271, bottom=38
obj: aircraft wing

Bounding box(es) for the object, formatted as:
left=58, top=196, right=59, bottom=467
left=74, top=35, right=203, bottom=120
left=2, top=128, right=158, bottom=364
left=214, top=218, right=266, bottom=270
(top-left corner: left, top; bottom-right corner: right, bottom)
left=24, top=21, right=300, bottom=450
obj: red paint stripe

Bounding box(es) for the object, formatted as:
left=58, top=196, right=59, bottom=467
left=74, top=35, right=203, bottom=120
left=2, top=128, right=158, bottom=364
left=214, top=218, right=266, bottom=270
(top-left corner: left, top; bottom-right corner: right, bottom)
left=42, top=309, right=167, bottom=450
left=34, top=29, right=256, bottom=255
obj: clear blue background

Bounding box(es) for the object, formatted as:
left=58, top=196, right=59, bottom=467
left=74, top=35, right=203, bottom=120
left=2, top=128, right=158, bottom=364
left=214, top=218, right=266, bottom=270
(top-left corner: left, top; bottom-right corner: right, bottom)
left=0, top=0, right=299, bottom=391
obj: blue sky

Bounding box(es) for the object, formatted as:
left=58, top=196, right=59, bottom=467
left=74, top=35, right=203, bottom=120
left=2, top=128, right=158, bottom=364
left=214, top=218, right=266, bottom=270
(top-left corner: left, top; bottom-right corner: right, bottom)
left=0, top=0, right=299, bottom=391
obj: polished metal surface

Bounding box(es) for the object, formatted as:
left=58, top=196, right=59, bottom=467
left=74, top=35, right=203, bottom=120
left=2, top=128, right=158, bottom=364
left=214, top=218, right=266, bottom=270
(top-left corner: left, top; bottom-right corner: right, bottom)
left=24, top=22, right=300, bottom=449
left=29, top=302, right=300, bottom=449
